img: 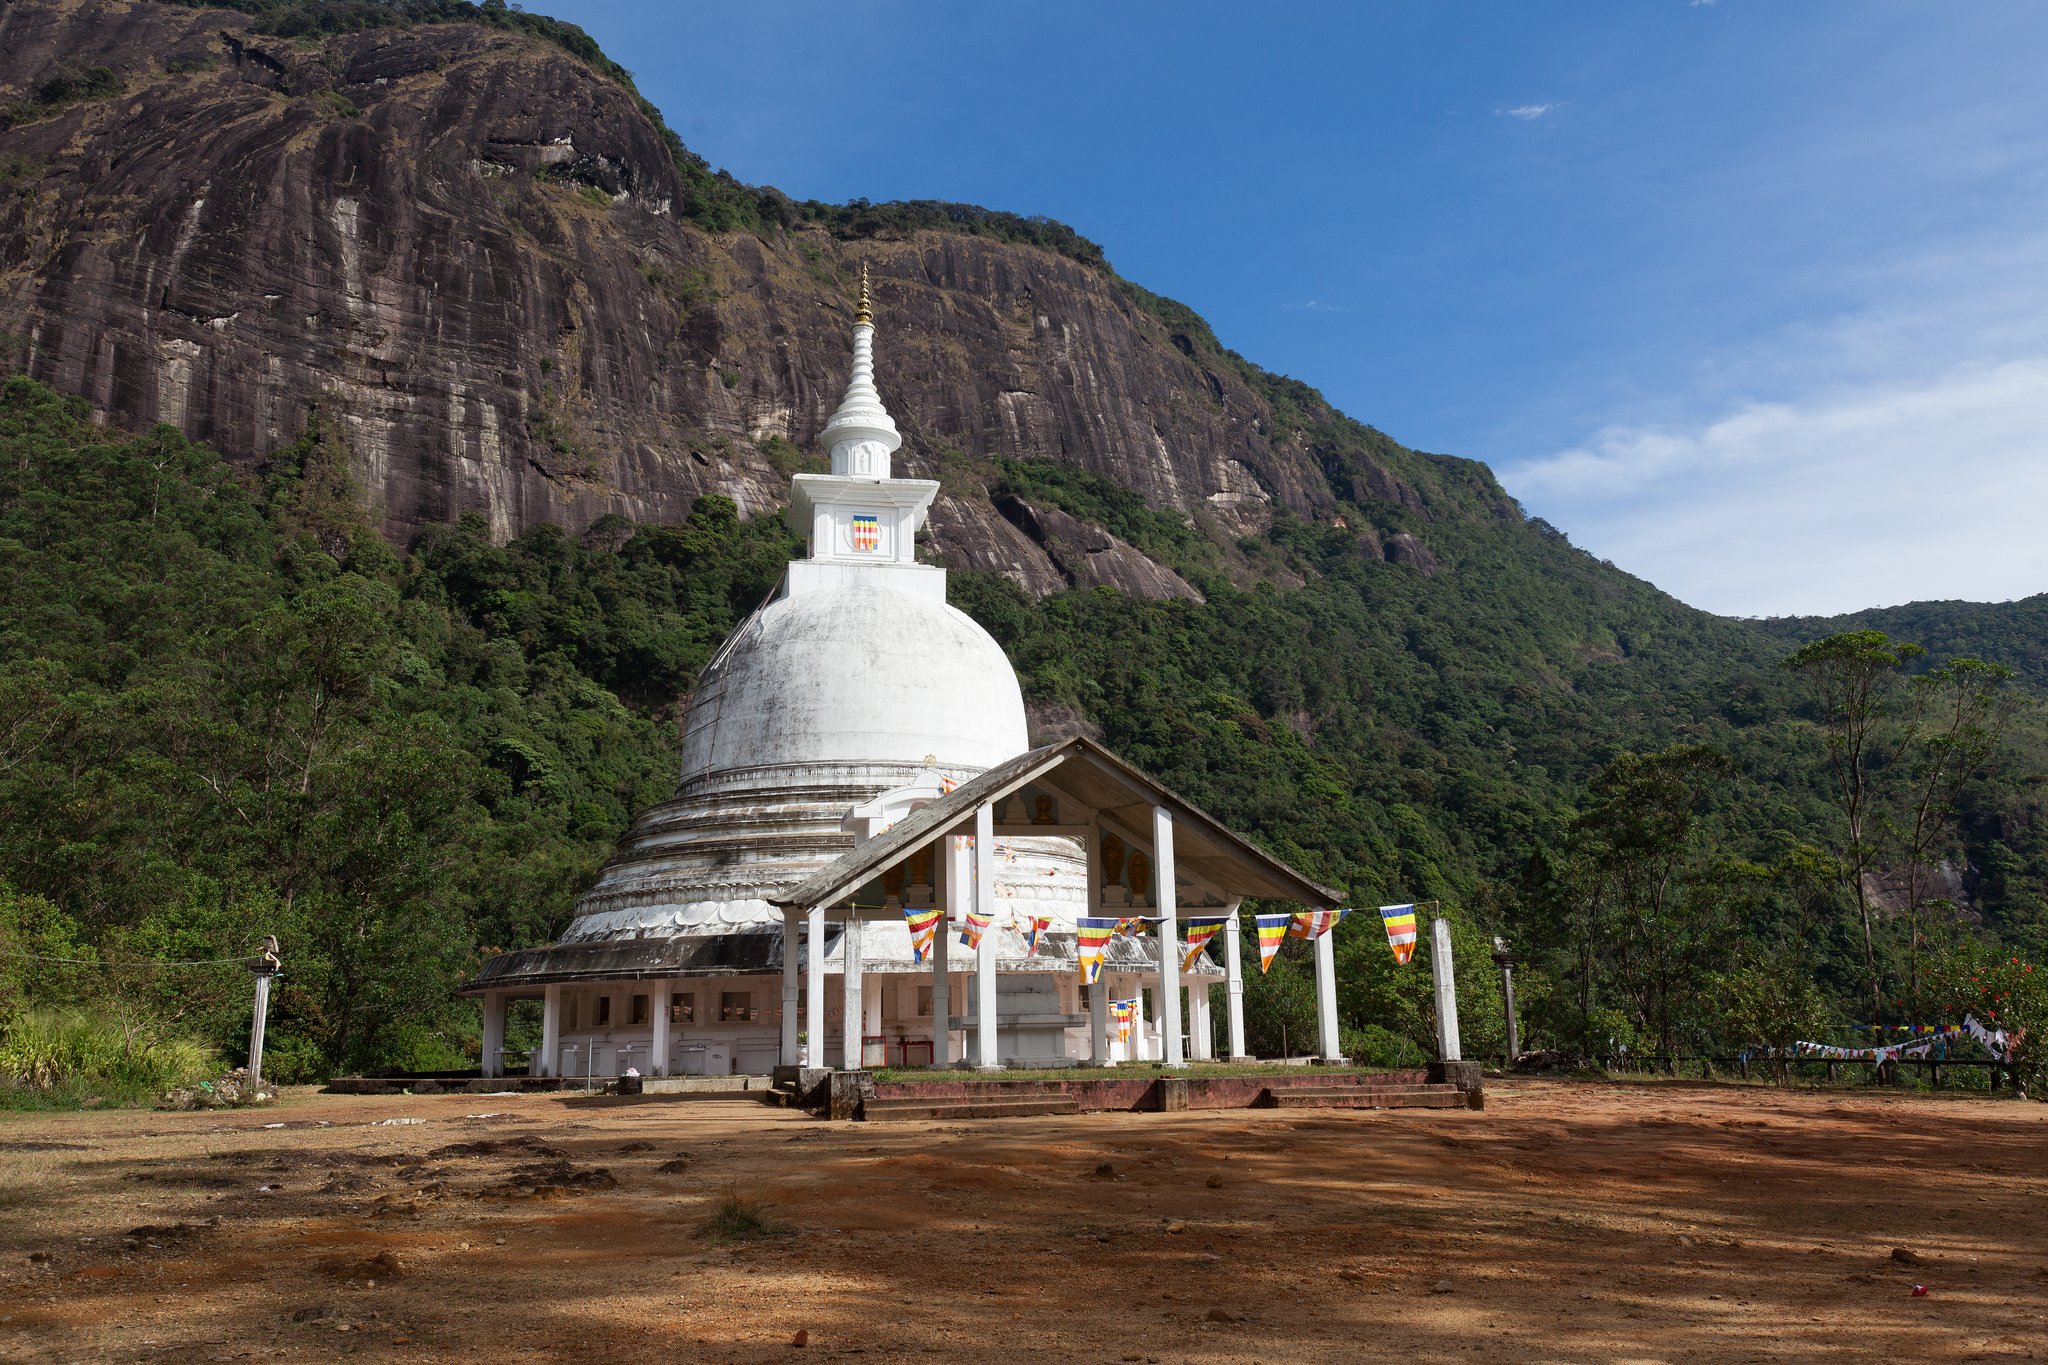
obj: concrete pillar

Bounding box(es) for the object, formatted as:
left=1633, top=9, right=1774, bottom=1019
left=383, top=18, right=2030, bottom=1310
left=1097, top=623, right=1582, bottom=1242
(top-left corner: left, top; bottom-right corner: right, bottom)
left=649, top=980, right=671, bottom=1076
left=539, top=982, right=561, bottom=1077
left=805, top=905, right=826, bottom=1068
left=480, top=989, right=506, bottom=1079
left=1153, top=806, right=1185, bottom=1068
left=780, top=913, right=800, bottom=1067
left=1133, top=982, right=1150, bottom=1062
left=1314, top=920, right=1344, bottom=1062
left=841, top=917, right=864, bottom=1071
left=933, top=837, right=956, bottom=1066
left=1431, top=915, right=1462, bottom=1062
left=1187, top=979, right=1213, bottom=1060
left=974, top=802, right=999, bottom=1070
left=1086, top=829, right=1109, bottom=1065
left=1224, top=904, right=1250, bottom=1061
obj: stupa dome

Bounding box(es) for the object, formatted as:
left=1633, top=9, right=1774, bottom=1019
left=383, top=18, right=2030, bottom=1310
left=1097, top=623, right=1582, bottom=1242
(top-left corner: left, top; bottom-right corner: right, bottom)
left=679, top=581, right=1027, bottom=781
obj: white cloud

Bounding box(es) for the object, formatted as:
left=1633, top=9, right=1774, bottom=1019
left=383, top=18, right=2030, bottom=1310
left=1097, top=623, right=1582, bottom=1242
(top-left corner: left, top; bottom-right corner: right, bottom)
left=1502, top=103, right=1561, bottom=121
left=1503, top=358, right=2048, bottom=616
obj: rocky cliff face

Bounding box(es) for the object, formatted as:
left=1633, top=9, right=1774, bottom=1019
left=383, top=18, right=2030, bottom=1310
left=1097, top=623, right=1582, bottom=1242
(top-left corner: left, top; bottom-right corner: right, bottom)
left=0, top=0, right=1489, bottom=592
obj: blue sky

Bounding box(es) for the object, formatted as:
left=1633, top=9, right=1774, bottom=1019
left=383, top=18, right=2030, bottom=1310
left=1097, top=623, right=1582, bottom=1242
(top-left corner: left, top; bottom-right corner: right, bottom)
left=541, top=1, right=2048, bottom=617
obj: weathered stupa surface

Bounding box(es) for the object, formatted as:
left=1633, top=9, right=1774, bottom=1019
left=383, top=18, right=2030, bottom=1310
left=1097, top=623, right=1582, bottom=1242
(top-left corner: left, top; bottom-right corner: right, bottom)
left=477, top=277, right=1083, bottom=995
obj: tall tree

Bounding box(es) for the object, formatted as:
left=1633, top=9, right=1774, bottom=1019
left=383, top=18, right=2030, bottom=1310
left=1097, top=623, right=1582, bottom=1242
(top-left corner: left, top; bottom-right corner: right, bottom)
left=1894, top=658, right=2019, bottom=1014
left=1783, top=630, right=1922, bottom=1030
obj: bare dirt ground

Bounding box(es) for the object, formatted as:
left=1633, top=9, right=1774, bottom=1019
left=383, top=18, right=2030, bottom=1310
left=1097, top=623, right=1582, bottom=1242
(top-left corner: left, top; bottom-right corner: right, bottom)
left=1, top=1079, right=2044, bottom=1364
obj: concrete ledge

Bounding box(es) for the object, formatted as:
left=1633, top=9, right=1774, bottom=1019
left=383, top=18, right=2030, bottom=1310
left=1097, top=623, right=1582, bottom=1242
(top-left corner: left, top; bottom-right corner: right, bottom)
left=1428, top=1059, right=1485, bottom=1110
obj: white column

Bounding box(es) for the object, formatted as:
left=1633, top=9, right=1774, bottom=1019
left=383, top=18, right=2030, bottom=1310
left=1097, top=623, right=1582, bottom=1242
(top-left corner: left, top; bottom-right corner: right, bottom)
left=1153, top=806, right=1185, bottom=1068
left=1085, top=829, right=1108, bottom=1065
left=974, top=802, right=999, bottom=1069
left=1188, top=979, right=1213, bottom=1060
left=780, top=912, right=800, bottom=1067
left=650, top=980, right=671, bottom=1076
left=1431, top=915, right=1462, bottom=1062
left=1224, top=903, right=1250, bottom=1061
left=539, top=983, right=561, bottom=1077
left=805, top=905, right=826, bottom=1068
left=1314, top=921, right=1343, bottom=1061
left=1133, top=983, right=1150, bottom=1061
left=933, top=837, right=956, bottom=1066
left=480, top=989, right=506, bottom=1079
left=842, top=917, right=865, bottom=1070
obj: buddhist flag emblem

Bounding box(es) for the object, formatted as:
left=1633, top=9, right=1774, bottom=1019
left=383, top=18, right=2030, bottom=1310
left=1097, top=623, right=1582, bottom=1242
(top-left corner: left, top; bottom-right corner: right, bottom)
left=1180, top=915, right=1229, bottom=971
left=1291, top=910, right=1344, bottom=941
left=1022, top=916, right=1052, bottom=956
left=905, top=908, right=942, bottom=965
left=1076, top=917, right=1117, bottom=984
left=1379, top=904, right=1418, bottom=965
left=852, top=514, right=880, bottom=552
left=959, top=910, right=992, bottom=950
left=1110, top=998, right=1138, bottom=1042
left=1254, top=913, right=1291, bottom=974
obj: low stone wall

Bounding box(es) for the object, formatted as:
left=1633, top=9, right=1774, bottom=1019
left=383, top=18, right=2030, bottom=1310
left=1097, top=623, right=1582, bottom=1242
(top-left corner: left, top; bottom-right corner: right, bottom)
left=869, top=1068, right=1437, bottom=1114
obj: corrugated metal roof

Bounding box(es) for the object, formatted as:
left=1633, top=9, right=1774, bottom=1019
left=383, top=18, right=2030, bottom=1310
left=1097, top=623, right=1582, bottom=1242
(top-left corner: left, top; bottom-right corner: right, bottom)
left=773, top=736, right=1343, bottom=913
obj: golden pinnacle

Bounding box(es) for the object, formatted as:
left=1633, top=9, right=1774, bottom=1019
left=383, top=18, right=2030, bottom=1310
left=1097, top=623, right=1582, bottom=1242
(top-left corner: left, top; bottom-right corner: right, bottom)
left=855, top=263, right=873, bottom=324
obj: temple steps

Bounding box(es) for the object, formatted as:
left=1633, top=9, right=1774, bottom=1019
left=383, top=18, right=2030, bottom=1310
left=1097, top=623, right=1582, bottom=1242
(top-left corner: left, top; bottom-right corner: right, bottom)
left=1257, top=1084, right=1466, bottom=1110
left=861, top=1094, right=1081, bottom=1122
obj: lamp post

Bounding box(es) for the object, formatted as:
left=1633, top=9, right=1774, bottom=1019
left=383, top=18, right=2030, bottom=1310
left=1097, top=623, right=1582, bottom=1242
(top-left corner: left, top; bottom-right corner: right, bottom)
left=246, top=934, right=281, bottom=1083
left=1491, top=936, right=1520, bottom=1067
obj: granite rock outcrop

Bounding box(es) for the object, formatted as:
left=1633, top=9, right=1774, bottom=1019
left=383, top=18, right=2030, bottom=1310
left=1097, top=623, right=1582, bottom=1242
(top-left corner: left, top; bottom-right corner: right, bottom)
left=0, top=0, right=1483, bottom=591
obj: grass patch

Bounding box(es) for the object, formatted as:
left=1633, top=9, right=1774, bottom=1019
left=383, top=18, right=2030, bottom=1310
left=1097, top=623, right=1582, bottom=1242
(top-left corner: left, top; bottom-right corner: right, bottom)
left=870, top=1062, right=1398, bottom=1084
left=0, top=1009, right=216, bottom=1110
left=702, top=1187, right=791, bottom=1243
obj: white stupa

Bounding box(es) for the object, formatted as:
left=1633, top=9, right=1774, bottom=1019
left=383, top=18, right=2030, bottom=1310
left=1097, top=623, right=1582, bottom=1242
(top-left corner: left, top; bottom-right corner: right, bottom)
left=470, top=271, right=1170, bottom=1077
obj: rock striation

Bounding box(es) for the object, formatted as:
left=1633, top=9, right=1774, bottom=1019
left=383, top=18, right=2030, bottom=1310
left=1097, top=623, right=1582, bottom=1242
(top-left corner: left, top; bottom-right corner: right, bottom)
left=0, top=0, right=1489, bottom=590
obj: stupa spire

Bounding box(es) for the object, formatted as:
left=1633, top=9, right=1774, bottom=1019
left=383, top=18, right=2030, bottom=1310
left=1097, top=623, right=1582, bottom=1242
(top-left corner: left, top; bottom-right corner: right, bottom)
left=819, top=262, right=901, bottom=478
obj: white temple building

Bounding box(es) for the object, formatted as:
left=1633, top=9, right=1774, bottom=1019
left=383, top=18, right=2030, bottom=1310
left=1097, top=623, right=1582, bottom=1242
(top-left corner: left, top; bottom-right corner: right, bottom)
left=466, top=274, right=1347, bottom=1077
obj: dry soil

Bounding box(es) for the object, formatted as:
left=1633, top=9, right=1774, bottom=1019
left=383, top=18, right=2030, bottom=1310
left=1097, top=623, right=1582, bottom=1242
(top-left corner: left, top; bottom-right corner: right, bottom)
left=1, top=1079, right=2044, bottom=1363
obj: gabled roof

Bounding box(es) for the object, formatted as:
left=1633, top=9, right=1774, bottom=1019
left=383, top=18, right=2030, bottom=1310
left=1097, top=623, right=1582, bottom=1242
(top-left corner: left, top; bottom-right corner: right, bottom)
left=772, top=735, right=1343, bottom=913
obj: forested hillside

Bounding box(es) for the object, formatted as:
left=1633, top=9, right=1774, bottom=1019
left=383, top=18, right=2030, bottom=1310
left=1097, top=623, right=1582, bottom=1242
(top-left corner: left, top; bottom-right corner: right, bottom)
left=0, top=0, right=2043, bottom=1098
left=3, top=377, right=2041, bottom=1088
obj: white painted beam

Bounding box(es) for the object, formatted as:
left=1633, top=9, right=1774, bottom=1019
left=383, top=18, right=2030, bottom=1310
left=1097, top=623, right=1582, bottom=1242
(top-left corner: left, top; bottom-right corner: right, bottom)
left=780, top=912, right=800, bottom=1068
left=974, top=801, right=999, bottom=1069
left=805, top=905, right=826, bottom=1068
left=1153, top=805, right=1185, bottom=1069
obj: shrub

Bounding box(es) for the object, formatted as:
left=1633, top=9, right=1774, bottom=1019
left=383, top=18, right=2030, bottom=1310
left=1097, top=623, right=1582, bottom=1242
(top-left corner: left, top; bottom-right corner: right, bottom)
left=0, top=1010, right=216, bottom=1108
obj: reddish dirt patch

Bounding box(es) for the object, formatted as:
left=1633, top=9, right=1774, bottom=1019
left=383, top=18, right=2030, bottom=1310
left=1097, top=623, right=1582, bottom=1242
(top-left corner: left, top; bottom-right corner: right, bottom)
left=2, top=1081, right=2045, bottom=1362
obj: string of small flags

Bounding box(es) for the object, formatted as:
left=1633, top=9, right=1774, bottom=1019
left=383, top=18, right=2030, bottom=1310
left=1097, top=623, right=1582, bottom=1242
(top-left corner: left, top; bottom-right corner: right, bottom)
left=1786, top=1015, right=2010, bottom=1063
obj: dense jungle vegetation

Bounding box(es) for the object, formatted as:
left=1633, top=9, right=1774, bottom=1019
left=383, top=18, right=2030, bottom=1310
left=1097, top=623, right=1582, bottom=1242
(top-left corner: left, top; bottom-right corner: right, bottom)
left=2, top=375, right=2043, bottom=1100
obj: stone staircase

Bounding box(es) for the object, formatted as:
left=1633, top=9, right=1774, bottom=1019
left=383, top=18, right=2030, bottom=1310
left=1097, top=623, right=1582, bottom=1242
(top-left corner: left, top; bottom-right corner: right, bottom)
left=861, top=1093, right=1082, bottom=1122
left=1256, top=1081, right=1466, bottom=1110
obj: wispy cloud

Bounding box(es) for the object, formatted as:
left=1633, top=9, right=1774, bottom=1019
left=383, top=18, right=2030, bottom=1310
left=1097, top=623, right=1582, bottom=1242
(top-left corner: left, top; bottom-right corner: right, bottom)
left=1504, top=357, right=2048, bottom=615
left=1286, top=299, right=1341, bottom=312
left=1501, top=102, right=1562, bottom=121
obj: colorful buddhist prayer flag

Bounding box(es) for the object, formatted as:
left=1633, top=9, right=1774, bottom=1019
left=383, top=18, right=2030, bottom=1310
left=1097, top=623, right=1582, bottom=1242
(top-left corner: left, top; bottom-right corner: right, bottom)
left=1180, top=915, right=1229, bottom=971
left=1076, top=917, right=1118, bottom=984
left=904, top=908, right=942, bottom=965
left=959, top=910, right=992, bottom=950
left=1254, top=913, right=1291, bottom=974
left=851, top=514, right=880, bottom=551
left=1109, top=998, right=1138, bottom=1042
left=1022, top=916, right=1052, bottom=956
left=939, top=776, right=958, bottom=794
left=1379, top=904, right=1419, bottom=965
left=1291, top=910, right=1343, bottom=941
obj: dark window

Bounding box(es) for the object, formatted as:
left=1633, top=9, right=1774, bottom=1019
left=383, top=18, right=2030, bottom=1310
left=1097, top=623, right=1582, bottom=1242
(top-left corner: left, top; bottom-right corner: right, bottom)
left=595, top=995, right=612, bottom=1026
left=631, top=994, right=650, bottom=1026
